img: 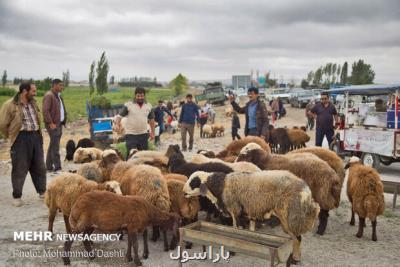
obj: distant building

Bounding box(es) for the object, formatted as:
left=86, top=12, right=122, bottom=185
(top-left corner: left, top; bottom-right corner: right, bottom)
left=232, top=75, right=251, bottom=90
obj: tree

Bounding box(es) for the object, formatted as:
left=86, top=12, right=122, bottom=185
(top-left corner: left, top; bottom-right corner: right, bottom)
left=62, top=69, right=70, bottom=88
left=110, top=75, right=115, bottom=85
left=95, top=51, right=109, bottom=95
left=340, top=62, right=348, bottom=85
left=1, top=70, right=7, bottom=87
left=313, top=67, right=323, bottom=87
left=300, top=79, right=309, bottom=89
left=307, top=71, right=314, bottom=84
left=89, top=61, right=95, bottom=95
left=169, top=73, right=188, bottom=96
left=350, top=59, right=375, bottom=85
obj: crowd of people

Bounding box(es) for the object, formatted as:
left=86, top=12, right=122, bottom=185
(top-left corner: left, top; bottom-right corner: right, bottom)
left=0, top=82, right=338, bottom=208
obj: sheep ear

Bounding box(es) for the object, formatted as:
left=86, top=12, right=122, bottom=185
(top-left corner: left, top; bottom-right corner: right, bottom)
left=344, top=163, right=350, bottom=169
left=199, top=183, right=208, bottom=196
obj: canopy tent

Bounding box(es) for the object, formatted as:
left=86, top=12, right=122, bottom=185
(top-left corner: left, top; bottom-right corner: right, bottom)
left=323, top=83, right=400, bottom=96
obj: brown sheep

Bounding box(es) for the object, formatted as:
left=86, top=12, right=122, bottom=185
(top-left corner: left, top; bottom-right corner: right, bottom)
left=167, top=179, right=200, bottom=249
left=64, top=191, right=180, bottom=265
left=44, top=173, right=122, bottom=234
left=164, top=173, right=188, bottom=183
left=345, top=156, right=385, bottom=241
left=287, top=128, right=310, bottom=150
left=211, top=123, right=225, bottom=137
left=216, top=136, right=270, bottom=158
left=115, top=164, right=171, bottom=253
left=268, top=125, right=291, bottom=154
left=237, top=143, right=342, bottom=235
left=289, top=147, right=345, bottom=185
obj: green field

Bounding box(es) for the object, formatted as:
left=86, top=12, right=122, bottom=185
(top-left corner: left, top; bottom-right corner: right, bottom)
left=0, top=86, right=172, bottom=122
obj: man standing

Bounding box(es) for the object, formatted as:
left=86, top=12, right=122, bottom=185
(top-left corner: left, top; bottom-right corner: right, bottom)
left=0, top=83, right=47, bottom=207
left=229, top=87, right=269, bottom=139
left=116, top=87, right=155, bottom=152
left=310, top=92, right=338, bottom=146
left=178, top=94, right=199, bottom=151
left=153, top=100, right=172, bottom=145
left=42, top=79, right=67, bottom=172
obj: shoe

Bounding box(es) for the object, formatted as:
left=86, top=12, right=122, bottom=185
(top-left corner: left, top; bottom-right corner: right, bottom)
left=53, top=168, right=62, bottom=174
left=182, top=148, right=187, bottom=152
left=13, top=198, right=23, bottom=207
left=39, top=193, right=45, bottom=199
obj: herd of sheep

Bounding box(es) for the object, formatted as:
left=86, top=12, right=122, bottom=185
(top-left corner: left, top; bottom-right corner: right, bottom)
left=44, top=136, right=385, bottom=265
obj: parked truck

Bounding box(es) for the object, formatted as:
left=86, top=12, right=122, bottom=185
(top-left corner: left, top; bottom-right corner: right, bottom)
left=195, top=86, right=226, bottom=105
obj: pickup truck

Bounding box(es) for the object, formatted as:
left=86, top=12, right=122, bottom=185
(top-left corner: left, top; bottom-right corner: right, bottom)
left=264, top=89, right=291, bottom=103
left=195, top=87, right=226, bottom=105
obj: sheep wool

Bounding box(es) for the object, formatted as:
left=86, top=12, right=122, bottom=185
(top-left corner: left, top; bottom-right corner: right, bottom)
left=346, top=156, right=385, bottom=241
left=183, top=170, right=319, bottom=262
left=44, top=173, right=122, bottom=234
left=73, top=147, right=103, bottom=163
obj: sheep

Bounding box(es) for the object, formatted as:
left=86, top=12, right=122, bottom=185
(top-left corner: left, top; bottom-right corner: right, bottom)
left=167, top=179, right=200, bottom=249
left=44, top=173, right=122, bottom=234
left=128, top=144, right=182, bottom=166
left=287, top=128, right=310, bottom=150
left=236, top=143, right=342, bottom=235
left=73, top=147, right=103, bottom=163
left=268, top=125, right=291, bottom=154
left=191, top=153, right=261, bottom=172
left=76, top=160, right=103, bottom=182
left=115, top=164, right=172, bottom=253
left=164, top=173, right=188, bottom=183
left=168, top=153, right=234, bottom=222
left=65, top=140, right=76, bottom=161
left=289, top=147, right=345, bottom=185
left=183, top=170, right=320, bottom=263
left=216, top=136, right=270, bottom=159
left=112, top=116, right=127, bottom=143
left=211, top=123, right=225, bottom=137
left=98, top=149, right=124, bottom=181
left=64, top=191, right=180, bottom=265
left=345, top=156, right=385, bottom=241
left=76, top=138, right=95, bottom=149
left=197, top=149, right=216, bottom=158
left=201, top=125, right=213, bottom=138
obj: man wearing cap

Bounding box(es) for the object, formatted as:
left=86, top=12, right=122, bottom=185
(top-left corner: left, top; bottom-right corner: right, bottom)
left=178, top=94, right=200, bottom=151
left=229, top=87, right=269, bottom=139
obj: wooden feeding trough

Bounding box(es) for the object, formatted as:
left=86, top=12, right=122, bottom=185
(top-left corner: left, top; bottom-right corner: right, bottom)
left=178, top=221, right=293, bottom=267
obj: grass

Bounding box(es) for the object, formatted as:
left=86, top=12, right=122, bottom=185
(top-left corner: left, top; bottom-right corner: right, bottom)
left=0, top=86, right=172, bottom=123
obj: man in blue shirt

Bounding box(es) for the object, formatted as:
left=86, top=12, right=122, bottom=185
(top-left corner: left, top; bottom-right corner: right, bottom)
left=153, top=100, right=172, bottom=145
left=229, top=87, right=269, bottom=139
left=178, top=94, right=200, bottom=151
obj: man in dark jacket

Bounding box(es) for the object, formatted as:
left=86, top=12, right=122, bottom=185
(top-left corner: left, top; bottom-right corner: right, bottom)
left=42, top=79, right=67, bottom=172
left=178, top=94, right=199, bottom=151
left=229, top=87, right=269, bottom=139
left=153, top=100, right=172, bottom=145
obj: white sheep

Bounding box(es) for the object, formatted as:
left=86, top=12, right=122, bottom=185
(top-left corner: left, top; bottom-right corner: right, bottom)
left=73, top=147, right=103, bottom=163
left=183, top=170, right=320, bottom=263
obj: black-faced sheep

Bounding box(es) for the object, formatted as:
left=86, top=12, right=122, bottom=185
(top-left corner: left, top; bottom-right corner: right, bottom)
left=197, top=150, right=216, bottom=158
left=216, top=136, right=270, bottom=159
left=289, top=147, right=345, bottom=185
left=183, top=170, right=320, bottom=263
left=236, top=143, right=342, bottom=235
left=64, top=191, right=180, bottom=265
left=73, top=147, right=103, bottom=163
left=345, top=156, right=385, bottom=241
left=44, top=173, right=122, bottom=234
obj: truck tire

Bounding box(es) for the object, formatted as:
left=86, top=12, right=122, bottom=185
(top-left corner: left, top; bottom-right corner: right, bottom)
left=361, top=153, right=381, bottom=170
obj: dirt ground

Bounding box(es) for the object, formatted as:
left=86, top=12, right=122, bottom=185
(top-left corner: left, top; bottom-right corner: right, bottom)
left=0, top=102, right=399, bottom=267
